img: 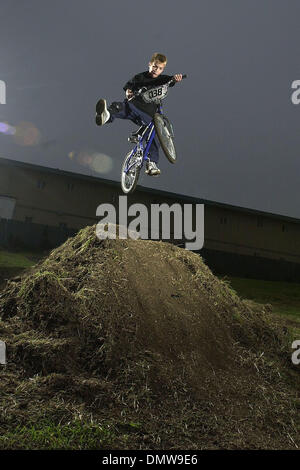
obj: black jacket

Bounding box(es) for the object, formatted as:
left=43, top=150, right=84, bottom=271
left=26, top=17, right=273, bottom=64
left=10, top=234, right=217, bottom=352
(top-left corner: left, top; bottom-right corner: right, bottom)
left=123, top=71, right=175, bottom=116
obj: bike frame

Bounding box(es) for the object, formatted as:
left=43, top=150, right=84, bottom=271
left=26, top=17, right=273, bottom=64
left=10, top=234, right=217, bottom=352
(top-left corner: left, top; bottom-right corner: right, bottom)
left=124, top=103, right=163, bottom=174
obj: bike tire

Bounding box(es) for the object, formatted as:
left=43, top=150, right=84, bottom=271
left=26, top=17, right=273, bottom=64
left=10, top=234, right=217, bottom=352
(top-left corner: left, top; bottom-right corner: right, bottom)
left=153, top=113, right=177, bottom=163
left=121, top=150, right=141, bottom=194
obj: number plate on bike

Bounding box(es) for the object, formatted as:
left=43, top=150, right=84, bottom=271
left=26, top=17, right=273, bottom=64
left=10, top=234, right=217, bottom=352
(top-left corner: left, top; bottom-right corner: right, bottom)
left=141, top=84, right=168, bottom=103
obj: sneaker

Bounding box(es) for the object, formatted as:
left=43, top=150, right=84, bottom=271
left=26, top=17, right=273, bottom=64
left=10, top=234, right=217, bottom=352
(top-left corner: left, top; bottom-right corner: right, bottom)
left=95, top=99, right=110, bottom=126
left=145, top=161, right=161, bottom=176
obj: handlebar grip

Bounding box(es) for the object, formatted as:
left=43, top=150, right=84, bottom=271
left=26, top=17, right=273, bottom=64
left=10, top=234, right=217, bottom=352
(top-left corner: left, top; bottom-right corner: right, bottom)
left=170, top=74, right=187, bottom=84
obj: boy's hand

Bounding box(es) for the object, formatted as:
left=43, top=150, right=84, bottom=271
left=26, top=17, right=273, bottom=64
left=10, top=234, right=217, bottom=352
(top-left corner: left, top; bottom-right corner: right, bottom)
left=126, top=89, right=134, bottom=99
left=173, top=74, right=183, bottom=82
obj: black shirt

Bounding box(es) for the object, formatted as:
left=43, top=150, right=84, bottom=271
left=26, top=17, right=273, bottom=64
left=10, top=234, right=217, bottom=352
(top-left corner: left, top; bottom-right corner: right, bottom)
left=123, top=71, right=175, bottom=116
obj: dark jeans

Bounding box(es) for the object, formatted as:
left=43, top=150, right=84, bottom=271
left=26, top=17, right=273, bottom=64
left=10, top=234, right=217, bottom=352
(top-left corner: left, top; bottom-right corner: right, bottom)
left=107, top=100, right=160, bottom=163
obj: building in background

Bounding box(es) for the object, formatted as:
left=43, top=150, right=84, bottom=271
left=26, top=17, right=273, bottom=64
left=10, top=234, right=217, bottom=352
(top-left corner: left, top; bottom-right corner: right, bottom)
left=0, top=156, right=299, bottom=281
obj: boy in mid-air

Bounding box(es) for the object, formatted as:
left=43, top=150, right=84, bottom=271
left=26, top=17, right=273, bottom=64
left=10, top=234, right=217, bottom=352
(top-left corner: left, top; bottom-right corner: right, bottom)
left=95, top=53, right=182, bottom=176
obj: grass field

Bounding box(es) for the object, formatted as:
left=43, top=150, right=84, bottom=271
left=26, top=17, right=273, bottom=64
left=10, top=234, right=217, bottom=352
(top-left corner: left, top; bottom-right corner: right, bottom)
left=0, top=419, right=117, bottom=450
left=223, top=275, right=300, bottom=338
left=0, top=250, right=47, bottom=287
left=0, top=250, right=38, bottom=268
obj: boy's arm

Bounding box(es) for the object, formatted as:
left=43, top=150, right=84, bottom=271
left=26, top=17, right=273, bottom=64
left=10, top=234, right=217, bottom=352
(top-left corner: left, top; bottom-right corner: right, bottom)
left=123, top=73, right=183, bottom=96
left=168, top=74, right=183, bottom=87
left=123, top=75, right=137, bottom=98
left=173, top=74, right=183, bottom=82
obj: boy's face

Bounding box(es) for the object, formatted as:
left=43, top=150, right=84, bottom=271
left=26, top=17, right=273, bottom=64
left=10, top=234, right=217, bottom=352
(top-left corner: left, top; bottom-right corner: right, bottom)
left=148, top=60, right=166, bottom=78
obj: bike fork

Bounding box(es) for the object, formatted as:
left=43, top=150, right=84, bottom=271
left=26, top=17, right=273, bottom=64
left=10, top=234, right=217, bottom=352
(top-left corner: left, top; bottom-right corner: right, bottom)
left=125, top=123, right=155, bottom=172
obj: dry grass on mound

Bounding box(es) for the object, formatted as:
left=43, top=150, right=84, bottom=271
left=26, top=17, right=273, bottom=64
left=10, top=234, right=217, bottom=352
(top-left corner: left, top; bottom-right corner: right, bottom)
left=0, top=225, right=299, bottom=450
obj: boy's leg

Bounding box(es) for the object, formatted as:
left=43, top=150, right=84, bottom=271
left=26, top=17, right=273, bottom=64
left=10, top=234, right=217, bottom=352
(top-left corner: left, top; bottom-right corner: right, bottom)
left=107, top=102, right=130, bottom=122
left=126, top=103, right=160, bottom=164
left=96, top=99, right=160, bottom=174
left=96, top=99, right=148, bottom=125
left=96, top=99, right=129, bottom=125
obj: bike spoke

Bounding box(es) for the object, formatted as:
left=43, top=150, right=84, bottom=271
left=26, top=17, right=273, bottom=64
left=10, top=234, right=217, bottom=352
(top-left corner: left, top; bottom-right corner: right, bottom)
left=154, top=114, right=177, bottom=163
left=121, top=151, right=141, bottom=193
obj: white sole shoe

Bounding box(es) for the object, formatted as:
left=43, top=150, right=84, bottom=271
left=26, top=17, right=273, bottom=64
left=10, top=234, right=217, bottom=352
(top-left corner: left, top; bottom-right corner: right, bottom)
left=95, top=99, right=110, bottom=125
left=145, top=164, right=161, bottom=176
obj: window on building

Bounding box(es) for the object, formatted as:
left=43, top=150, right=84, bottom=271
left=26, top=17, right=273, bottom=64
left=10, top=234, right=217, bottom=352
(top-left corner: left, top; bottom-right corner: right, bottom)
left=220, top=217, right=227, bottom=224
left=67, top=182, right=74, bottom=192
left=25, top=216, right=33, bottom=223
left=37, top=180, right=46, bottom=189
left=282, top=225, right=286, bottom=232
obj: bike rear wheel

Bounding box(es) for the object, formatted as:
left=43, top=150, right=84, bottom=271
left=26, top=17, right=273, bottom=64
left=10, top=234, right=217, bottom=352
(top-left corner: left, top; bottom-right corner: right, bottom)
left=121, top=150, right=141, bottom=194
left=153, top=113, right=177, bottom=163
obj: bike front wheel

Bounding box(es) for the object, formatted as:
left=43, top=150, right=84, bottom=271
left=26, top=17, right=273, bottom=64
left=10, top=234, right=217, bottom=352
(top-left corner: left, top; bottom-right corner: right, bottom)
left=153, top=113, right=177, bottom=163
left=121, top=150, right=141, bottom=194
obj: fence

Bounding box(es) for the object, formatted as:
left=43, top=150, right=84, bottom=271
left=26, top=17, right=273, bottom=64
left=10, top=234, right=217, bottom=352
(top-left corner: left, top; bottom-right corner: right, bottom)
left=0, top=218, right=77, bottom=250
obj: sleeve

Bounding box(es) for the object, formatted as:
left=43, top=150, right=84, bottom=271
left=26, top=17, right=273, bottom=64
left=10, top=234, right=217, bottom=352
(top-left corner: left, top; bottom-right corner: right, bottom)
left=164, top=75, right=175, bottom=87
left=123, top=79, right=133, bottom=92
left=123, top=74, right=139, bottom=92
left=155, top=75, right=175, bottom=87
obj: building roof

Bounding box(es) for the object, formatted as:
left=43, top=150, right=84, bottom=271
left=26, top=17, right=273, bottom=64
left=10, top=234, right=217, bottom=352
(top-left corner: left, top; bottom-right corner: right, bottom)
left=0, top=156, right=299, bottom=225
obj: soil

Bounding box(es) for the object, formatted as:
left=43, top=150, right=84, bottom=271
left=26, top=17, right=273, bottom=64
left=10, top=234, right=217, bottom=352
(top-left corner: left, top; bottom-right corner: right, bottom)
left=0, top=224, right=299, bottom=450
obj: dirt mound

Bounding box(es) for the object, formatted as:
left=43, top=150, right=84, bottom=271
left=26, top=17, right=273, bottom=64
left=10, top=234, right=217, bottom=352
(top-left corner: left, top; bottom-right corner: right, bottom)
left=0, top=225, right=299, bottom=449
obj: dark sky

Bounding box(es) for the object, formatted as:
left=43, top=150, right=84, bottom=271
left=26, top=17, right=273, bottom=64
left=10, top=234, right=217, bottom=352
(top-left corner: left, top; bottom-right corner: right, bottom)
left=0, top=0, right=299, bottom=218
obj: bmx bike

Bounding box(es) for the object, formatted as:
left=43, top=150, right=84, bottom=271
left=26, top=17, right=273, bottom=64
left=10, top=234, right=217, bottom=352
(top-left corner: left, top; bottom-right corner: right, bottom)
left=121, top=74, right=187, bottom=194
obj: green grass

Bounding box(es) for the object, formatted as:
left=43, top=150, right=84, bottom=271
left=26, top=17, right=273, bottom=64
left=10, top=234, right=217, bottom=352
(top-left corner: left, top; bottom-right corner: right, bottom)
left=224, top=276, right=300, bottom=338
left=0, top=250, right=38, bottom=268
left=0, top=419, right=117, bottom=450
